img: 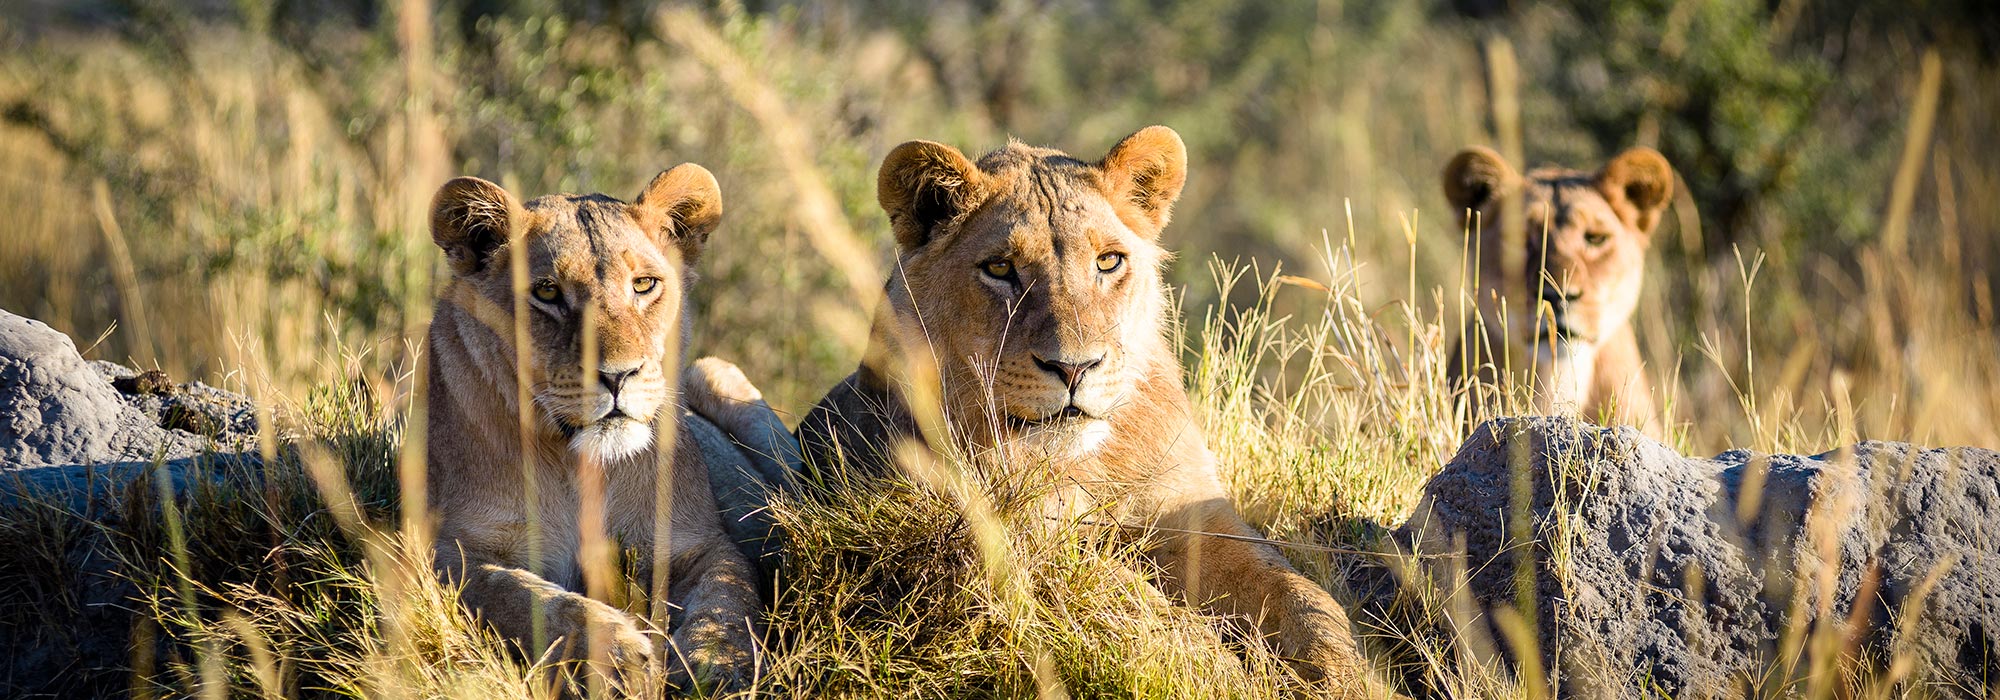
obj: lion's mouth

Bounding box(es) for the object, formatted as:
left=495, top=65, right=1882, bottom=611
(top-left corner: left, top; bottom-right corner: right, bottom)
left=553, top=406, right=641, bottom=439
left=1006, top=405, right=1093, bottom=429
left=999, top=405, right=1115, bottom=457
left=1534, top=320, right=1595, bottom=344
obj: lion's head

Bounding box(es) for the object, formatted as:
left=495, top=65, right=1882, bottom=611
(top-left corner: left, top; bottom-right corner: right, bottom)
left=870, top=126, right=1187, bottom=457
left=428, top=165, right=722, bottom=461
left=1443, top=146, right=1672, bottom=408
left=1444, top=146, right=1672, bottom=349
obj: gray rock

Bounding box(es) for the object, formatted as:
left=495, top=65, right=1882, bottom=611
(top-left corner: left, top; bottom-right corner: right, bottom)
left=0, top=309, right=259, bottom=506
left=1362, top=417, right=1999, bottom=698
left=0, top=311, right=128, bottom=466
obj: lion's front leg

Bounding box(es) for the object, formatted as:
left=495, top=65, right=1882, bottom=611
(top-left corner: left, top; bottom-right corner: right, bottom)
left=448, top=558, right=659, bottom=691
left=1151, top=498, right=1393, bottom=697
left=659, top=537, right=761, bottom=692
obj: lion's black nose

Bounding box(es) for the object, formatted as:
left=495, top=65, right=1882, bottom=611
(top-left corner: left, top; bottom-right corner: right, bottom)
left=1032, top=354, right=1104, bottom=388
left=599, top=367, right=640, bottom=395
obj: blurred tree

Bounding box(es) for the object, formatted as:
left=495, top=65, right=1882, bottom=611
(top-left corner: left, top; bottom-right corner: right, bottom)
left=1541, top=0, right=1831, bottom=255
left=1453, top=0, right=1996, bottom=258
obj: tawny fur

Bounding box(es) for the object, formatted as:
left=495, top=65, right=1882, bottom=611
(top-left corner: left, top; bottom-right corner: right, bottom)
left=789, top=126, right=1395, bottom=695
left=424, top=167, right=759, bottom=693
left=1443, top=146, right=1674, bottom=435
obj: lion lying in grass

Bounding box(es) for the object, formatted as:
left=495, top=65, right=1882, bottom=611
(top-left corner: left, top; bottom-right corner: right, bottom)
left=773, top=126, right=1399, bottom=695
left=422, top=167, right=763, bottom=692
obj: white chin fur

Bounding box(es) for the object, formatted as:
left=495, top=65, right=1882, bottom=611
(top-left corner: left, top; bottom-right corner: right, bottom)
left=1532, top=341, right=1597, bottom=415
left=568, top=419, right=654, bottom=462
left=1068, top=419, right=1113, bottom=457
left=1010, top=418, right=1113, bottom=460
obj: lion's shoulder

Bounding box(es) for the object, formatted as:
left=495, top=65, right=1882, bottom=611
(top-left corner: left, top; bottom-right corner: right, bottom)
left=796, top=370, right=915, bottom=478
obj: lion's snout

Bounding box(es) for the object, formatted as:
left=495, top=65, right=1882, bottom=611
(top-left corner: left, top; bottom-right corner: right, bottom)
left=1001, top=349, right=1125, bottom=424
left=1537, top=284, right=1582, bottom=310
left=557, top=388, right=659, bottom=460
left=538, top=364, right=669, bottom=426
left=1525, top=274, right=1619, bottom=345
left=1029, top=351, right=1105, bottom=395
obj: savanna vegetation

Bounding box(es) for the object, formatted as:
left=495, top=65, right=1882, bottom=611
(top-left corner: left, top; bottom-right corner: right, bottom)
left=0, top=0, right=1995, bottom=697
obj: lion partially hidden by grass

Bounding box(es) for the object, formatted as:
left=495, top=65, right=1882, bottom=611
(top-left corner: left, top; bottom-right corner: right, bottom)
left=423, top=166, right=764, bottom=692
left=1442, top=146, right=1675, bottom=434
left=763, top=126, right=1402, bottom=696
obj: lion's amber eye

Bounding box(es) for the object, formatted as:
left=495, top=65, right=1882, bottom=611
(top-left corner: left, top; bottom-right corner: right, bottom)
left=1584, top=231, right=1611, bottom=247
left=982, top=260, right=1014, bottom=280
left=1095, top=252, right=1125, bottom=273
left=531, top=281, right=561, bottom=302
left=633, top=276, right=660, bottom=294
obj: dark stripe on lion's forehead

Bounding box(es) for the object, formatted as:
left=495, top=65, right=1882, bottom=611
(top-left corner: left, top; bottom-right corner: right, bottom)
left=1031, top=165, right=1067, bottom=249
left=517, top=194, right=646, bottom=280
left=1517, top=169, right=1607, bottom=226
left=574, top=203, right=614, bottom=267
left=1548, top=183, right=1571, bottom=220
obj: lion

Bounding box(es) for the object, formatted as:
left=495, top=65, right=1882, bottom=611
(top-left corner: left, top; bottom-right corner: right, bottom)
left=1442, top=146, right=1673, bottom=435
left=423, top=166, right=766, bottom=692
left=776, top=126, right=1398, bottom=695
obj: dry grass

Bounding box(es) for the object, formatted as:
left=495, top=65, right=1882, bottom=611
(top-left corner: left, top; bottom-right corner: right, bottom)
left=0, top=3, right=1996, bottom=699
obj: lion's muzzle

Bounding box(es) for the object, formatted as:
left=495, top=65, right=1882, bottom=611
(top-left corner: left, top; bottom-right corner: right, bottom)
left=541, top=361, right=670, bottom=462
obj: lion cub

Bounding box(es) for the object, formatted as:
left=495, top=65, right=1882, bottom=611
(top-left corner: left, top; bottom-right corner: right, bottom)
left=783, top=127, right=1398, bottom=695
left=1442, top=146, right=1674, bottom=435
left=424, top=166, right=758, bottom=691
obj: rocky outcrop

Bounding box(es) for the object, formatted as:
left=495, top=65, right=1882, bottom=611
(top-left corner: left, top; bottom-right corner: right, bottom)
left=1361, top=418, right=1999, bottom=698
left=1, top=310, right=259, bottom=505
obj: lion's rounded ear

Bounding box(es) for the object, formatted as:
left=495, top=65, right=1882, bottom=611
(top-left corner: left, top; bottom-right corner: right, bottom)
left=634, top=163, right=724, bottom=265
left=1099, top=125, right=1187, bottom=238
left=878, top=140, right=985, bottom=251
left=1442, top=146, right=1517, bottom=218
left=430, top=176, right=519, bottom=277
left=1597, top=147, right=1674, bottom=234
